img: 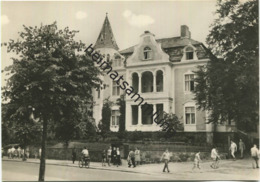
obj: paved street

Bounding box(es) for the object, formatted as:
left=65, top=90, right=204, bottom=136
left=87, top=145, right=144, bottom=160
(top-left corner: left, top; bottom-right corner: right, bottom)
left=2, top=157, right=260, bottom=181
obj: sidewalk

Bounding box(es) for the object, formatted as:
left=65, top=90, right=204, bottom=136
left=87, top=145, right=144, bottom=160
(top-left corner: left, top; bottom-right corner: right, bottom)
left=3, top=157, right=155, bottom=175
left=2, top=156, right=259, bottom=178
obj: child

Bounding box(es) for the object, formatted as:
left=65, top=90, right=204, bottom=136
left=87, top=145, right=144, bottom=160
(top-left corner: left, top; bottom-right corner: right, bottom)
left=192, top=151, right=201, bottom=170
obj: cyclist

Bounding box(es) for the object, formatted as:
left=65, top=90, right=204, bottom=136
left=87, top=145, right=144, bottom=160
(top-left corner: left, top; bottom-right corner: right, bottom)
left=211, top=146, right=220, bottom=169
left=81, top=147, right=90, bottom=167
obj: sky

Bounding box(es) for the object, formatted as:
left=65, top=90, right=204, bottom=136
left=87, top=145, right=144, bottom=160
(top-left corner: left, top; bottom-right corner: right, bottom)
left=1, top=1, right=217, bottom=83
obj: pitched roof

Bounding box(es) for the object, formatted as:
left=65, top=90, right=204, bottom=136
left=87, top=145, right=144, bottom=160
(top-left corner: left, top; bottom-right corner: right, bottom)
left=119, top=37, right=201, bottom=54
left=94, top=14, right=119, bottom=50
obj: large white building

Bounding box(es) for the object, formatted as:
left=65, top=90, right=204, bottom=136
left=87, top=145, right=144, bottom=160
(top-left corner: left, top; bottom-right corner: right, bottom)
left=91, top=15, right=236, bottom=138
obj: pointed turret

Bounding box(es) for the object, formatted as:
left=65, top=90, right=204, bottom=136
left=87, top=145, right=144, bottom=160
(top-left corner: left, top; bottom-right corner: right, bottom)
left=94, top=13, right=119, bottom=50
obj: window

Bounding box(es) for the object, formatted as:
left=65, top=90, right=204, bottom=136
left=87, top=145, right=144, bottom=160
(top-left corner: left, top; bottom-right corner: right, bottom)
left=156, top=70, right=163, bottom=92
left=142, top=104, right=153, bottom=125
left=132, top=73, right=139, bottom=92
left=112, top=81, right=120, bottom=96
left=185, top=74, right=195, bottom=91
left=142, top=71, right=153, bottom=93
left=111, top=110, right=120, bottom=126
left=132, top=105, right=138, bottom=125
left=143, top=47, right=152, bottom=60
left=186, top=47, right=194, bottom=60
left=113, top=59, right=121, bottom=67
left=186, top=52, right=193, bottom=60
left=156, top=104, right=164, bottom=121
left=185, top=107, right=195, bottom=124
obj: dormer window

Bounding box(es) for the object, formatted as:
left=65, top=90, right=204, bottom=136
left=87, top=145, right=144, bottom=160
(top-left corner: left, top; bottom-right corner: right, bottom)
left=186, top=47, right=194, bottom=60
left=143, top=47, right=152, bottom=60
left=181, top=45, right=198, bottom=61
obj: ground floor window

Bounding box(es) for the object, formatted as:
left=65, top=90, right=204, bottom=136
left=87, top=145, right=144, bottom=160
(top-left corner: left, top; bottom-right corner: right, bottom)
left=156, top=104, right=164, bottom=121
left=142, top=104, right=153, bottom=125
left=111, top=110, right=120, bottom=126
left=185, top=107, right=195, bottom=124
left=132, top=105, right=138, bottom=125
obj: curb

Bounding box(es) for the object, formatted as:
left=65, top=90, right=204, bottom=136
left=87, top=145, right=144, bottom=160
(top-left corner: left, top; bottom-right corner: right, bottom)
left=2, top=159, right=151, bottom=175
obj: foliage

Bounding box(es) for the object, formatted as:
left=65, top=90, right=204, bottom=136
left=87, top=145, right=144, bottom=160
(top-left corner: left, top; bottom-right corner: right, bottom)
left=162, top=112, right=183, bottom=134
left=98, top=98, right=112, bottom=135
left=1, top=22, right=102, bottom=180
left=194, top=0, right=258, bottom=132
left=2, top=103, right=42, bottom=147
left=128, top=130, right=144, bottom=141
left=117, top=94, right=126, bottom=132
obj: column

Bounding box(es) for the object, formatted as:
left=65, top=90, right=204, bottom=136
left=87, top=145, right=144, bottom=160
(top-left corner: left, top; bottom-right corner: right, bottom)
left=163, top=72, right=165, bottom=92
left=138, top=73, right=141, bottom=93
left=153, top=104, right=156, bottom=126
left=153, top=73, right=156, bottom=92
left=138, top=105, right=142, bottom=126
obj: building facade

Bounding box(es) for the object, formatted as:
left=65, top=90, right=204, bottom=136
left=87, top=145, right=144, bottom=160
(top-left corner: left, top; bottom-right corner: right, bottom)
left=92, top=15, right=236, bottom=135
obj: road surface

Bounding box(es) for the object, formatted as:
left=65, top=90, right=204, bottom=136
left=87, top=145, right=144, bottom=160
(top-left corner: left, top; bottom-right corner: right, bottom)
left=2, top=161, right=170, bottom=181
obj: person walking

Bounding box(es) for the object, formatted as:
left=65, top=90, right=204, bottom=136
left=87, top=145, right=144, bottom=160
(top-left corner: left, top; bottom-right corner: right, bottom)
left=192, top=151, right=202, bottom=170
left=239, top=139, right=246, bottom=159
left=230, top=140, right=237, bottom=160
left=161, top=149, right=171, bottom=173
left=11, top=146, right=15, bottom=159
left=211, top=146, right=220, bottom=169
left=21, top=148, right=25, bottom=159
left=112, top=147, right=117, bottom=165
left=116, top=148, right=121, bottom=167
left=39, top=148, right=42, bottom=159
left=17, top=147, right=21, bottom=158
left=13, top=148, right=18, bottom=159
left=128, top=149, right=136, bottom=168
left=8, top=148, right=11, bottom=159
left=251, top=144, right=259, bottom=169
left=135, top=148, right=141, bottom=166
left=107, top=146, right=112, bottom=166
left=102, top=149, right=106, bottom=166
left=72, top=148, right=76, bottom=164
left=26, top=147, right=30, bottom=159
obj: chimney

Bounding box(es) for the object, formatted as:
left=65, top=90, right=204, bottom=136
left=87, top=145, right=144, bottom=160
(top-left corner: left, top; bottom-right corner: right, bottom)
left=181, top=25, right=191, bottom=38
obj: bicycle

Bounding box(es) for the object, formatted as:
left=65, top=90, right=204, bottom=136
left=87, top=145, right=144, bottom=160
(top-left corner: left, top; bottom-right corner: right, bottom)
left=78, top=156, right=90, bottom=168
left=211, top=156, right=221, bottom=169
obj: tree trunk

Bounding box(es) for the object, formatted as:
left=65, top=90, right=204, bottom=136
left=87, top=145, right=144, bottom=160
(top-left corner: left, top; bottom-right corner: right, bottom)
left=38, top=119, right=47, bottom=181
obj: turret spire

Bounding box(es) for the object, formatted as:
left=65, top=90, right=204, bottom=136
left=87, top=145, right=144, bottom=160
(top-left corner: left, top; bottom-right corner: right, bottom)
left=94, top=13, right=119, bottom=50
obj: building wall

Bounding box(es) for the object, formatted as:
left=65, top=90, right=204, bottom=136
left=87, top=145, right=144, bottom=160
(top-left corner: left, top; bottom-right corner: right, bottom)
left=173, top=61, right=208, bottom=132
left=92, top=47, right=124, bottom=129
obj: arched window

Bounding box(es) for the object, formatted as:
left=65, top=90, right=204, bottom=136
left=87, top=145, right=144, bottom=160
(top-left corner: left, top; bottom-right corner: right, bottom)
left=156, top=70, right=163, bottom=92
left=143, top=47, right=152, bottom=60
left=141, top=71, right=153, bottom=93
left=132, top=73, right=139, bottom=92
left=185, top=47, right=194, bottom=60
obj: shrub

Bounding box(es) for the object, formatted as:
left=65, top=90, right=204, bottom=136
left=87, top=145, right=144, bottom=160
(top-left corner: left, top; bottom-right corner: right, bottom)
left=179, top=153, right=189, bottom=162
